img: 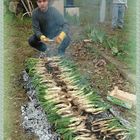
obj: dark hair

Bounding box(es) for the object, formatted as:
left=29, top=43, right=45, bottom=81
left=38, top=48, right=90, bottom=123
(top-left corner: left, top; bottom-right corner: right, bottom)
left=37, top=0, right=50, bottom=1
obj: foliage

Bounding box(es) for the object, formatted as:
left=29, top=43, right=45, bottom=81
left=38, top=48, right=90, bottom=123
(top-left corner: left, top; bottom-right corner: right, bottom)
left=85, top=26, right=106, bottom=44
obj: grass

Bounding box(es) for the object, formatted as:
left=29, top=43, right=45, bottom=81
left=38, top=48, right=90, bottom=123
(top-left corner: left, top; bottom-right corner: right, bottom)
left=65, top=12, right=80, bottom=25
left=4, top=12, right=37, bottom=140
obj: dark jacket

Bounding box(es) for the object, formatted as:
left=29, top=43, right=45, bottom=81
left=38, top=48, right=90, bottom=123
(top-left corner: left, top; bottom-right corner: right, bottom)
left=32, top=6, right=69, bottom=39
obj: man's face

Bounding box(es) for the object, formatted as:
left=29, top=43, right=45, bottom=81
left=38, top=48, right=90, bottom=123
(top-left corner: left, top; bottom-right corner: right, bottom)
left=37, top=0, right=49, bottom=11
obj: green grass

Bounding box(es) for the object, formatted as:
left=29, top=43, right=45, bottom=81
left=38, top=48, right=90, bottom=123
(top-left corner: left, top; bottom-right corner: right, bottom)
left=65, top=12, right=80, bottom=25
left=4, top=12, right=37, bottom=140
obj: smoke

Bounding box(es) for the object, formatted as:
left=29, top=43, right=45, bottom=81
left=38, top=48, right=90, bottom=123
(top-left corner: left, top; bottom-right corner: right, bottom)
left=69, top=0, right=112, bottom=25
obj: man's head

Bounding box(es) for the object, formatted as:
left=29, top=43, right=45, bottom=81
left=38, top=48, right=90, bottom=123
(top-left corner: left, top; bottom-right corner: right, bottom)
left=37, top=0, right=49, bottom=11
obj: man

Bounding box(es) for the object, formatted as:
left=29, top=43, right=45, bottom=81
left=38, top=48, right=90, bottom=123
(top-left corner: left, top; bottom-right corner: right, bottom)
left=28, top=0, right=71, bottom=56
left=112, top=0, right=128, bottom=29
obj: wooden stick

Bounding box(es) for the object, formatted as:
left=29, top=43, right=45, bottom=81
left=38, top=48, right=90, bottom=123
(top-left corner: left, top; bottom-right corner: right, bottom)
left=30, top=0, right=34, bottom=11
left=22, top=12, right=32, bottom=19
left=21, top=0, right=30, bottom=16
left=27, top=0, right=32, bottom=16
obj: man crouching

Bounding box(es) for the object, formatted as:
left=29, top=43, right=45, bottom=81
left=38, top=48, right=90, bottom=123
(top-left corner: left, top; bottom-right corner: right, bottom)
left=28, top=0, right=71, bottom=56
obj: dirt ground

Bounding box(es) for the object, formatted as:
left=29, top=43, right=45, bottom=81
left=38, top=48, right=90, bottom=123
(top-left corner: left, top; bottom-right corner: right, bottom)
left=68, top=40, right=134, bottom=95
left=4, top=15, right=135, bottom=139
left=4, top=15, right=38, bottom=140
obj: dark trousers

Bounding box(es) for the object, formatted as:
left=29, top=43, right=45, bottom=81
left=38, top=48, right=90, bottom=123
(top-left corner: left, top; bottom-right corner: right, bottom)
left=28, top=35, right=71, bottom=55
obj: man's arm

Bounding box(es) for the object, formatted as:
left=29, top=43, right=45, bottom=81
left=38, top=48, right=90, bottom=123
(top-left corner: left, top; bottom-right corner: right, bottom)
left=52, top=7, right=70, bottom=35
left=61, top=20, right=70, bottom=35
left=32, top=10, right=43, bottom=39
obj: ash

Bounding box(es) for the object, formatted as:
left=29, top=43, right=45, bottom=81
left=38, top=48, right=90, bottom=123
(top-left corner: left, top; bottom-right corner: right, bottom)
left=21, top=70, right=60, bottom=140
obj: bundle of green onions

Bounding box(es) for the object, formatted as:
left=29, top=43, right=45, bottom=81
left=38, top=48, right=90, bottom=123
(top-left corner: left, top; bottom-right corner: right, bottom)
left=25, top=57, right=129, bottom=140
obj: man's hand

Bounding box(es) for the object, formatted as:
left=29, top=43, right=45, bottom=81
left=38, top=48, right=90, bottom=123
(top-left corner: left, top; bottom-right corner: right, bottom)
left=40, top=35, right=49, bottom=43
left=55, top=31, right=66, bottom=44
